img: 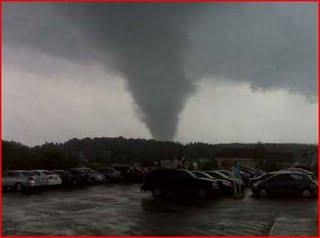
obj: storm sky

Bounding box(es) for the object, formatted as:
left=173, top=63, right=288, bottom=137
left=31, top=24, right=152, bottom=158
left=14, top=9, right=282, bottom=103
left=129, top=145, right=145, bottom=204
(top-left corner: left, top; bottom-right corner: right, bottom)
left=3, top=3, right=317, bottom=146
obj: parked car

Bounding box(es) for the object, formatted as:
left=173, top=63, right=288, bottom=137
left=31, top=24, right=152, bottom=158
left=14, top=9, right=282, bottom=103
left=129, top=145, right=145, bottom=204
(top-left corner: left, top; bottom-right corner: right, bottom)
left=31, top=170, right=62, bottom=186
left=205, top=170, right=244, bottom=192
left=191, top=171, right=233, bottom=195
left=2, top=170, right=43, bottom=192
left=114, top=165, right=144, bottom=183
left=52, top=170, right=77, bottom=186
left=141, top=168, right=219, bottom=199
left=96, top=167, right=122, bottom=182
left=68, top=168, right=90, bottom=184
left=69, top=167, right=105, bottom=184
left=251, top=171, right=318, bottom=198
left=249, top=168, right=316, bottom=188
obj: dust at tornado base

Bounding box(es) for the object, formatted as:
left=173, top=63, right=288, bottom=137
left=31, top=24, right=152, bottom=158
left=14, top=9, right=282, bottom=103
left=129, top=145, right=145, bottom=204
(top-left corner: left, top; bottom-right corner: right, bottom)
left=2, top=184, right=317, bottom=236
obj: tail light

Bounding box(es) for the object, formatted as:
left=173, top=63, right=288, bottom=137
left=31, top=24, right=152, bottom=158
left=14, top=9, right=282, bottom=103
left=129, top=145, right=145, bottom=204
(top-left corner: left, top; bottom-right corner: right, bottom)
left=29, top=176, right=36, bottom=183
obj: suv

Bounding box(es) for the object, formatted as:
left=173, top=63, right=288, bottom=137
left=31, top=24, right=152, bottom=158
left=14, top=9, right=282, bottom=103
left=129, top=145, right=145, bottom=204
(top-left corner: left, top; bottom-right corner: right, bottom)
left=2, top=170, right=43, bottom=192
left=252, top=171, right=318, bottom=198
left=141, top=168, right=219, bottom=199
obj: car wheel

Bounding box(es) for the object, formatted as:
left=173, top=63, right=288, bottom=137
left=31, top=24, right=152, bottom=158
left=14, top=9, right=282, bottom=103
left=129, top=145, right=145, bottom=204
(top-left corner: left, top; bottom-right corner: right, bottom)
left=152, top=187, right=162, bottom=198
left=302, top=188, right=312, bottom=198
left=15, top=183, right=24, bottom=192
left=197, top=188, right=208, bottom=199
left=258, top=188, right=268, bottom=197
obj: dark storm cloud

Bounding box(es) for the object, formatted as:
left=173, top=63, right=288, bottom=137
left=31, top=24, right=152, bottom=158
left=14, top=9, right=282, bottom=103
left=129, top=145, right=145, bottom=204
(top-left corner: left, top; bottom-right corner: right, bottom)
left=3, top=3, right=317, bottom=140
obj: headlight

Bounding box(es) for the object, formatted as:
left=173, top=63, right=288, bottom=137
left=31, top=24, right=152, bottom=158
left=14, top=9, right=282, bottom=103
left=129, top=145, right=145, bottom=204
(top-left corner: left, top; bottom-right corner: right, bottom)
left=222, top=181, right=231, bottom=186
left=212, top=182, right=218, bottom=188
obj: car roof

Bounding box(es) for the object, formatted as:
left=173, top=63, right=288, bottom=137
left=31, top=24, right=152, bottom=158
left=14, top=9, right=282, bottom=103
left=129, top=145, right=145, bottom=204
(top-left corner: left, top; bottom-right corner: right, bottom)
left=7, top=170, right=28, bottom=172
left=268, top=171, right=308, bottom=179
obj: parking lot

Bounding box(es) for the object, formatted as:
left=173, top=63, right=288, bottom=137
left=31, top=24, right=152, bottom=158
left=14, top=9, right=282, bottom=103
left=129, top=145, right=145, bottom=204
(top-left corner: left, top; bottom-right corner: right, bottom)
left=3, top=184, right=317, bottom=236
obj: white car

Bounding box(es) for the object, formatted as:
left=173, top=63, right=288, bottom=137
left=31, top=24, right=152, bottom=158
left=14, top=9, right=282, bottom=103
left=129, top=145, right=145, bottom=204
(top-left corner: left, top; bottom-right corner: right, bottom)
left=2, top=170, right=43, bottom=192
left=31, top=170, right=62, bottom=186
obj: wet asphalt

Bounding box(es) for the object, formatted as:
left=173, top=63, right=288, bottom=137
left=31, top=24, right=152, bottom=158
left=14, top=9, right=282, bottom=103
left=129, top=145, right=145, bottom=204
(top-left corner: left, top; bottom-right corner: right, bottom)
left=2, top=184, right=318, bottom=236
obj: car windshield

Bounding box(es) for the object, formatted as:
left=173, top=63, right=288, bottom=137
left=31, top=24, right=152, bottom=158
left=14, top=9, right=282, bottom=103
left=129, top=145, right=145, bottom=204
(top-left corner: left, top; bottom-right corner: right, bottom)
left=24, top=172, right=36, bottom=176
left=193, top=172, right=212, bottom=179
left=101, top=168, right=113, bottom=172
left=71, top=170, right=84, bottom=174
left=32, top=172, right=42, bottom=175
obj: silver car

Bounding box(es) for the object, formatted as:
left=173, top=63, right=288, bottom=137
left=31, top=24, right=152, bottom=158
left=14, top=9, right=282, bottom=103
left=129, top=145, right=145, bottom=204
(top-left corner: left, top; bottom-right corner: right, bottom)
left=2, top=170, right=43, bottom=192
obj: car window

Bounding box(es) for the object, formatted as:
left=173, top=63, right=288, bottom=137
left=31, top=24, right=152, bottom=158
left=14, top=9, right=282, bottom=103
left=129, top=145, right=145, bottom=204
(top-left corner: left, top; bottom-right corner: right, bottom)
left=211, top=172, right=227, bottom=180
left=199, top=172, right=212, bottom=179
left=13, top=172, right=22, bottom=177
left=25, top=172, right=35, bottom=176
left=290, top=174, right=304, bottom=180
left=6, top=172, right=14, bottom=177
left=174, top=171, right=194, bottom=180
left=206, top=172, right=217, bottom=178
left=268, top=174, right=293, bottom=183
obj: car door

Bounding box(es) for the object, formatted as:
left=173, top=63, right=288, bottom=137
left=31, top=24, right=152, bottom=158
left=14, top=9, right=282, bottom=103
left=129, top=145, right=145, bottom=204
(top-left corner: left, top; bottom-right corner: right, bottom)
left=266, top=174, right=295, bottom=194
left=172, top=171, right=194, bottom=195
left=34, top=172, right=47, bottom=185
left=3, top=172, right=14, bottom=187
left=289, top=174, right=307, bottom=192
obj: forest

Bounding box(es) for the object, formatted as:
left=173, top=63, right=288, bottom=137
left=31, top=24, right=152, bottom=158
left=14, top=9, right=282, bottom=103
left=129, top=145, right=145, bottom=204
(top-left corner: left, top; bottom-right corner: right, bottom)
left=2, top=137, right=317, bottom=171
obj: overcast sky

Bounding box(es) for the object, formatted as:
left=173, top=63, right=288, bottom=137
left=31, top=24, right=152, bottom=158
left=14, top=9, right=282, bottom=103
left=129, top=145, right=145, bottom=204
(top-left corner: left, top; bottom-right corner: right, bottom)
left=3, top=3, right=317, bottom=146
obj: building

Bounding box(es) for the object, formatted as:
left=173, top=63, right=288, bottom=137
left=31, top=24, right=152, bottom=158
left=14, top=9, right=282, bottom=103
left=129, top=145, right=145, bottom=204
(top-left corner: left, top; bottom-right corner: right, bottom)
left=214, top=157, right=255, bottom=170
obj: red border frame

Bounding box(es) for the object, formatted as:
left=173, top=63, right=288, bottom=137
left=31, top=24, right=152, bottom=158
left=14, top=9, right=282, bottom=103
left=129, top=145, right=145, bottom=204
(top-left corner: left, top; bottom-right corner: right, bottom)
left=0, top=0, right=319, bottom=237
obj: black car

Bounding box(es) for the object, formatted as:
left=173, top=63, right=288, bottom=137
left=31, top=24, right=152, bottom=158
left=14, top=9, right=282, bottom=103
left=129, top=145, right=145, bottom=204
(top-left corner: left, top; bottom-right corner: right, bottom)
left=96, top=167, right=122, bottom=182
left=114, top=166, right=144, bottom=183
left=141, top=168, right=220, bottom=199
left=52, top=170, right=77, bottom=186
left=191, top=171, right=233, bottom=195
left=68, top=168, right=90, bottom=185
left=205, top=171, right=244, bottom=192
left=251, top=172, right=318, bottom=198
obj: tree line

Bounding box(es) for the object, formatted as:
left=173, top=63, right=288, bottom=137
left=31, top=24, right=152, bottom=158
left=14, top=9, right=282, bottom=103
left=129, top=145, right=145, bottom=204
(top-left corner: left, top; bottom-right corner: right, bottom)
left=2, top=137, right=317, bottom=171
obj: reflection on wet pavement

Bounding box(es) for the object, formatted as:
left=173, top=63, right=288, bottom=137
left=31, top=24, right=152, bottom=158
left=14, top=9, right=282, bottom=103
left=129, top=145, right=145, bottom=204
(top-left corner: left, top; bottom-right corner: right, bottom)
left=2, top=184, right=317, bottom=235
